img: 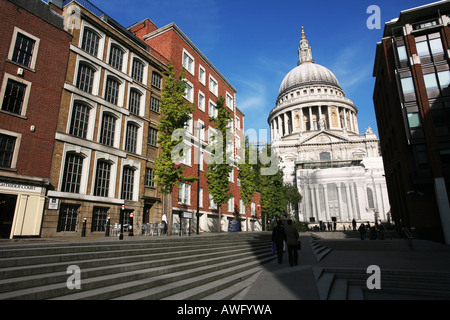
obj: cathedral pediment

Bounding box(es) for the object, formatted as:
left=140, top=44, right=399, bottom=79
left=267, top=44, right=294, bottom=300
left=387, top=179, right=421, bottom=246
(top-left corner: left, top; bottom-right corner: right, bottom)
left=299, top=130, right=351, bottom=146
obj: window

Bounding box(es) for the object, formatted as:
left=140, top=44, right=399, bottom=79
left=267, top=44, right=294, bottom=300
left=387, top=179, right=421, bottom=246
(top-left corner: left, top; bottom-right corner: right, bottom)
left=0, top=134, right=16, bottom=168
left=199, top=65, right=206, bottom=85
left=129, top=89, right=141, bottom=115
left=100, top=113, right=116, bottom=147
left=400, top=77, right=415, bottom=95
left=407, top=113, right=421, bottom=129
left=81, top=27, right=100, bottom=57
left=144, top=168, right=155, bottom=187
left=184, top=81, right=193, bottom=102
left=12, top=33, right=35, bottom=68
left=251, top=202, right=256, bottom=216
left=209, top=194, right=217, bottom=210
left=239, top=199, right=245, bottom=214
left=148, top=127, right=158, bottom=146
left=57, top=204, right=79, bottom=232
left=209, top=101, right=217, bottom=118
left=94, top=160, right=111, bottom=197
left=226, top=93, right=234, bottom=110
left=396, top=45, right=408, bottom=61
left=235, top=117, right=241, bottom=131
left=178, top=182, right=190, bottom=204
left=131, top=58, right=144, bottom=83
left=61, top=153, right=84, bottom=193
left=182, top=50, right=194, bottom=75
left=76, top=63, right=95, bottom=94
left=415, top=35, right=444, bottom=57
left=228, top=197, right=234, bottom=213
left=320, top=152, right=331, bottom=160
left=91, top=207, right=108, bottom=232
left=438, top=71, right=450, bottom=90
left=198, top=91, right=205, bottom=112
left=125, top=122, right=139, bottom=154
left=152, top=72, right=162, bottom=89
left=1, top=79, right=26, bottom=115
left=69, top=102, right=90, bottom=139
left=105, top=77, right=120, bottom=105
left=416, top=41, right=430, bottom=57
left=150, top=97, right=160, bottom=113
left=199, top=188, right=203, bottom=208
left=424, top=73, right=438, bottom=91
left=367, top=188, right=375, bottom=209
left=121, top=166, right=135, bottom=200
left=109, top=44, right=123, bottom=71
left=209, top=76, right=218, bottom=96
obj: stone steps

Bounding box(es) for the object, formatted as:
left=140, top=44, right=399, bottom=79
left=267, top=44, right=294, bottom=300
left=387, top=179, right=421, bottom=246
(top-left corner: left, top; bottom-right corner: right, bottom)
left=0, top=232, right=274, bottom=300
left=314, top=266, right=450, bottom=300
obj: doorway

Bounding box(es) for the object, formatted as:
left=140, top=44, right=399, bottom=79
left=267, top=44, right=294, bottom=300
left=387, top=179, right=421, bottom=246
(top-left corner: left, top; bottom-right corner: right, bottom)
left=0, top=194, right=17, bottom=238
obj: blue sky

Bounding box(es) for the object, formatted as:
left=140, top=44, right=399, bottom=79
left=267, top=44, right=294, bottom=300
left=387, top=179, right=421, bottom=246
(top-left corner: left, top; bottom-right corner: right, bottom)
left=85, top=0, right=435, bottom=141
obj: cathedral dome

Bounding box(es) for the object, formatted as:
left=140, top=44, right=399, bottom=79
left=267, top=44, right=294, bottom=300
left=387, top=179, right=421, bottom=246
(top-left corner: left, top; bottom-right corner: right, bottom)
left=279, top=62, right=341, bottom=95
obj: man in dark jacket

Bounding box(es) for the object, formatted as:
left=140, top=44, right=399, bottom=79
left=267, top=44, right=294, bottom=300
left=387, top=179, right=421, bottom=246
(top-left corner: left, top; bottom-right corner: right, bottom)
left=284, top=219, right=299, bottom=266
left=272, top=220, right=286, bottom=264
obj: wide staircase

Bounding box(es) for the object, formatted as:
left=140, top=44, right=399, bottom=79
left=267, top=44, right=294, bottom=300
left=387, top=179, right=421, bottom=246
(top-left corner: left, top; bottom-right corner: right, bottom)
left=314, top=266, right=450, bottom=300
left=0, top=232, right=274, bottom=300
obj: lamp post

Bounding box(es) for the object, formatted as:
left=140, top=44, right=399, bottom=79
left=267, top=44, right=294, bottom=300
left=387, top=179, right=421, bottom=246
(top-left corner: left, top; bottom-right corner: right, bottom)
left=194, top=123, right=205, bottom=235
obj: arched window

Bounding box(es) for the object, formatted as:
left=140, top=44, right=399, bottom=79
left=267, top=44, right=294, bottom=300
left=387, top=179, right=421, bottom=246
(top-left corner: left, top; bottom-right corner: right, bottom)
left=125, top=122, right=139, bottom=154
left=81, top=27, right=100, bottom=57
left=61, top=152, right=84, bottom=193
left=367, top=187, right=375, bottom=209
left=76, top=62, right=96, bottom=93
left=109, top=44, right=124, bottom=71
left=69, top=101, right=91, bottom=139
left=94, top=159, right=111, bottom=197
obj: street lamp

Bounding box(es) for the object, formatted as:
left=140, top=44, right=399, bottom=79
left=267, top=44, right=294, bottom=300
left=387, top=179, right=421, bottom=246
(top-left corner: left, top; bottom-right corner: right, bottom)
left=194, top=123, right=205, bottom=235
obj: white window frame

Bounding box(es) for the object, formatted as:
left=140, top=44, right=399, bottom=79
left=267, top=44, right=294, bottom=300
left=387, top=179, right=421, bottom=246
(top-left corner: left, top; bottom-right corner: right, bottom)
left=79, top=21, right=106, bottom=60
left=124, top=117, right=144, bottom=155
left=199, top=64, right=206, bottom=85
left=127, top=84, right=146, bottom=117
left=66, top=96, right=97, bottom=141
left=103, top=71, right=125, bottom=107
left=199, top=187, right=203, bottom=208
left=182, top=49, right=195, bottom=76
left=98, top=106, right=123, bottom=149
left=0, top=129, right=22, bottom=169
left=228, top=197, right=234, bottom=213
left=178, top=182, right=191, bottom=205
left=208, top=100, right=217, bottom=118
left=184, top=80, right=194, bottom=103
left=106, top=39, right=129, bottom=74
left=209, top=194, right=217, bottom=210
left=91, top=152, right=118, bottom=198
left=59, top=144, right=92, bottom=195
left=226, top=92, right=234, bottom=110
left=0, top=73, right=32, bottom=118
left=7, top=27, right=40, bottom=71
left=209, top=75, right=218, bottom=96
left=198, top=91, right=205, bottom=112
left=130, top=53, right=149, bottom=85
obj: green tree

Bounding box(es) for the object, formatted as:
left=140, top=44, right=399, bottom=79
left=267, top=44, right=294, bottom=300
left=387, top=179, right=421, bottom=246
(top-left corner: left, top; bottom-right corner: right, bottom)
left=284, top=182, right=303, bottom=220
left=153, top=63, right=195, bottom=235
left=237, top=135, right=256, bottom=231
left=205, top=96, right=233, bottom=233
left=257, top=144, right=287, bottom=228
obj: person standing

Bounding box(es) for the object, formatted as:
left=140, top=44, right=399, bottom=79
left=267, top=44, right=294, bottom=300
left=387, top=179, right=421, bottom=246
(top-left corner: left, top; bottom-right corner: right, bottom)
left=271, top=220, right=286, bottom=264
left=285, top=219, right=300, bottom=266
left=162, top=213, right=168, bottom=235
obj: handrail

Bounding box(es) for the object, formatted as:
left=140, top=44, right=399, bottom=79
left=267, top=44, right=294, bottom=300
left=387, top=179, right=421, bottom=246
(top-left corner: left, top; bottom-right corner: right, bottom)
left=402, top=227, right=413, bottom=249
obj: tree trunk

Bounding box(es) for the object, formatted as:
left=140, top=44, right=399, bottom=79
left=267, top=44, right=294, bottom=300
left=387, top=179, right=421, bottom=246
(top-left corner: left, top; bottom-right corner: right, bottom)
left=164, top=192, right=173, bottom=236
left=218, top=206, right=221, bottom=233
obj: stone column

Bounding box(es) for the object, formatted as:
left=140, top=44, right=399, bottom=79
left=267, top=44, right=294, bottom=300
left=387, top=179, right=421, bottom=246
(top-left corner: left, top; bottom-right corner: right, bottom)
left=314, top=185, right=322, bottom=222
left=299, top=108, right=304, bottom=131
left=308, top=107, right=313, bottom=131
left=323, top=184, right=330, bottom=221
left=284, top=113, right=289, bottom=136
left=337, top=184, right=344, bottom=222
left=345, top=183, right=353, bottom=221
left=327, top=106, right=332, bottom=129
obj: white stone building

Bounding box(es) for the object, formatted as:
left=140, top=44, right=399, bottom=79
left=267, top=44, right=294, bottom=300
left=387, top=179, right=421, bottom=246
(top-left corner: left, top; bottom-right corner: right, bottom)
left=268, top=28, right=390, bottom=226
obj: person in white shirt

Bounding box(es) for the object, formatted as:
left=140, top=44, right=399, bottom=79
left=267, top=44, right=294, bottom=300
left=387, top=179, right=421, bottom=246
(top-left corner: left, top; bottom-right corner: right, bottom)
left=162, top=213, right=168, bottom=234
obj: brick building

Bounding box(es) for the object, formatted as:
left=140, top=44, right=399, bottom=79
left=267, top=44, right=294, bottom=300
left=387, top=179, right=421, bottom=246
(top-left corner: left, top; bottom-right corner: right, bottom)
left=373, top=0, right=450, bottom=243
left=40, top=0, right=168, bottom=237
left=0, top=0, right=72, bottom=238
left=130, top=20, right=262, bottom=232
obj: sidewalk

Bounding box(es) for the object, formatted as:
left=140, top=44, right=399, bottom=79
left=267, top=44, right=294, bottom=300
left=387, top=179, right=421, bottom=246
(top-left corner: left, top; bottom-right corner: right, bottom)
left=237, top=233, right=450, bottom=300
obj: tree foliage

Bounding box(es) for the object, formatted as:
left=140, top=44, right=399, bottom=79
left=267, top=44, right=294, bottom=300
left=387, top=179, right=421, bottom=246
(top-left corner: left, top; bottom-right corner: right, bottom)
left=205, top=96, right=233, bottom=232
left=237, top=135, right=256, bottom=229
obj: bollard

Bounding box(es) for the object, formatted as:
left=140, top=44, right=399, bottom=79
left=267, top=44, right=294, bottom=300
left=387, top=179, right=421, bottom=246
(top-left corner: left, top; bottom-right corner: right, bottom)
left=81, top=218, right=87, bottom=237
left=119, top=205, right=124, bottom=240
left=105, top=217, right=110, bottom=237
left=128, top=212, right=134, bottom=236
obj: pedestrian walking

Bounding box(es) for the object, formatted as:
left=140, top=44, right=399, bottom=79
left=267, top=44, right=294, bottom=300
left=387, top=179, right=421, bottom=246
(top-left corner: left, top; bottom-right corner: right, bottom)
left=359, top=223, right=366, bottom=240
left=352, top=219, right=357, bottom=231
left=284, top=219, right=299, bottom=266
left=271, top=220, right=286, bottom=264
